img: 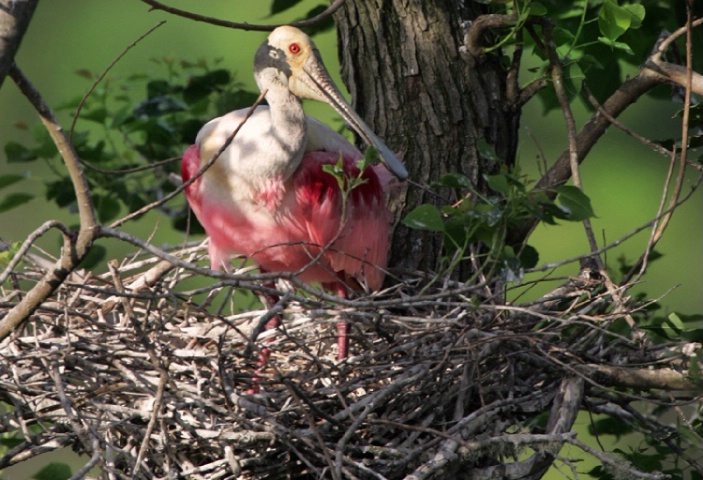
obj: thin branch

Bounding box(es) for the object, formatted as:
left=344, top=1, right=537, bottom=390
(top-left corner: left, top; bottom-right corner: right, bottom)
left=622, top=5, right=696, bottom=286
left=9, top=64, right=96, bottom=230
left=464, top=13, right=518, bottom=57
left=567, top=437, right=670, bottom=480
left=70, top=21, right=166, bottom=141
left=0, top=0, right=38, bottom=89
left=0, top=220, right=71, bottom=285
left=582, top=84, right=676, bottom=159
left=581, top=362, right=700, bottom=391
left=0, top=64, right=99, bottom=342
left=542, top=20, right=602, bottom=268
left=108, top=90, right=267, bottom=228
left=645, top=17, right=703, bottom=95
left=139, top=0, right=346, bottom=32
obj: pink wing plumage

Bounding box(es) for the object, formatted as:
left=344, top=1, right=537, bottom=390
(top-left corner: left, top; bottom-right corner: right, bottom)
left=182, top=145, right=392, bottom=291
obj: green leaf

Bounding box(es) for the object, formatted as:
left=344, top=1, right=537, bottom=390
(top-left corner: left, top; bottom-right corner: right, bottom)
left=133, top=97, right=185, bottom=119
left=217, top=89, right=261, bottom=113
left=555, top=185, right=595, bottom=221
left=552, top=27, right=575, bottom=48
left=403, top=204, right=445, bottom=232
left=528, top=2, right=547, bottom=16
left=435, top=173, right=474, bottom=190
left=598, top=0, right=644, bottom=41
left=82, top=107, right=108, bottom=124
left=0, top=173, right=27, bottom=190
left=623, top=4, right=645, bottom=29
left=4, top=141, right=38, bottom=163
left=0, top=192, right=33, bottom=213
left=477, top=138, right=498, bottom=163
left=147, top=79, right=173, bottom=98
left=360, top=146, right=380, bottom=170
left=32, top=462, right=72, bottom=480
left=519, top=244, right=539, bottom=269
left=564, top=61, right=584, bottom=95
left=589, top=417, right=635, bottom=439
left=597, top=36, right=635, bottom=55
left=666, top=312, right=684, bottom=333
left=598, top=0, right=632, bottom=41
left=486, top=173, right=510, bottom=195
left=183, top=69, right=231, bottom=104
left=94, top=194, right=121, bottom=223
left=270, top=0, right=305, bottom=15
left=0, top=434, right=24, bottom=448
left=46, top=177, right=76, bottom=208
left=298, top=5, right=335, bottom=35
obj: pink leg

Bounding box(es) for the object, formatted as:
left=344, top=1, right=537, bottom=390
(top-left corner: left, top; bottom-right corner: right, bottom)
left=325, top=282, right=349, bottom=360
left=248, top=283, right=281, bottom=394
left=337, top=321, right=349, bottom=359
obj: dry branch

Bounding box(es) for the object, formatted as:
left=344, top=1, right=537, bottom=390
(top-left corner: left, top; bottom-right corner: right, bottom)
left=1, top=243, right=699, bottom=479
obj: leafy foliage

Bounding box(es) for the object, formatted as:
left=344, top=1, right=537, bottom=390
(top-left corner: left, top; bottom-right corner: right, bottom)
left=488, top=0, right=699, bottom=111
left=4, top=58, right=258, bottom=232
left=402, top=167, right=595, bottom=282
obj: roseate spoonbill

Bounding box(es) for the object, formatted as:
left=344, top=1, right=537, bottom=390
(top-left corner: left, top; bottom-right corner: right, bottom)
left=182, top=26, right=407, bottom=363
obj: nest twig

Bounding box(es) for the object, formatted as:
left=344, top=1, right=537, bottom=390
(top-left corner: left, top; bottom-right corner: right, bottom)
left=0, top=245, right=699, bottom=480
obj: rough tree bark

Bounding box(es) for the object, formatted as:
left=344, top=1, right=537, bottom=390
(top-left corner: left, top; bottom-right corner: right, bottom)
left=0, top=0, right=38, bottom=89
left=335, top=0, right=519, bottom=274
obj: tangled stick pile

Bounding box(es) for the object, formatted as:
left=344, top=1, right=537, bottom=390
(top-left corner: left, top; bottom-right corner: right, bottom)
left=0, top=245, right=698, bottom=479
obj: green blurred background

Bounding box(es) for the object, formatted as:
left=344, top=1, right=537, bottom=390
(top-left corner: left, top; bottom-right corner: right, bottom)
left=0, top=1, right=700, bottom=478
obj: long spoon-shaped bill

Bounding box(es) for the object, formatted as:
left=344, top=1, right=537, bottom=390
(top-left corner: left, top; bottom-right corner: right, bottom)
left=294, top=51, right=408, bottom=180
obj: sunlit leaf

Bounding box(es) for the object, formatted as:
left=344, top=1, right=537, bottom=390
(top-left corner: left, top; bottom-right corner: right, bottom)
left=598, top=0, right=633, bottom=41
left=666, top=312, right=684, bottom=333
left=623, top=3, right=645, bottom=29
left=597, top=36, right=635, bottom=55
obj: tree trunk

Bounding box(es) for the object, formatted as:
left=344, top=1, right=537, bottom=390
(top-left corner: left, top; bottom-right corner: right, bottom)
left=335, top=0, right=519, bottom=275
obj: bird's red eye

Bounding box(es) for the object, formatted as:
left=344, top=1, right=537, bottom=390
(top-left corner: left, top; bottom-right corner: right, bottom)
left=289, top=43, right=301, bottom=55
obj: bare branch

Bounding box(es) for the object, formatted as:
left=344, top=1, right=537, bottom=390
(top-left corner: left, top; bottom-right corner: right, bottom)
left=0, top=65, right=99, bottom=341
left=139, top=0, right=346, bottom=32
left=0, top=0, right=38, bottom=89
left=542, top=20, right=603, bottom=268
left=582, top=364, right=701, bottom=391
left=69, top=20, right=166, bottom=141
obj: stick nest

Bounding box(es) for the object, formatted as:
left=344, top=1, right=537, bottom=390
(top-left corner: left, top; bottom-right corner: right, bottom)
left=0, top=247, right=697, bottom=479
